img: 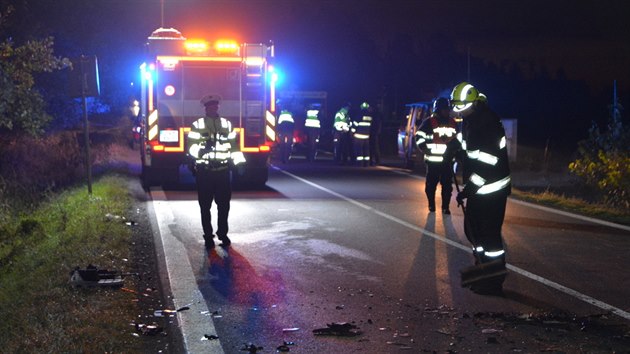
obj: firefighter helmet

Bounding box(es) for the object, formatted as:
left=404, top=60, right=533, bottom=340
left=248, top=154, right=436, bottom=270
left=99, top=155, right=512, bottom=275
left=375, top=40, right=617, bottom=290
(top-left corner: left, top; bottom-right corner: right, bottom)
left=450, top=82, right=481, bottom=112
left=432, top=97, right=450, bottom=112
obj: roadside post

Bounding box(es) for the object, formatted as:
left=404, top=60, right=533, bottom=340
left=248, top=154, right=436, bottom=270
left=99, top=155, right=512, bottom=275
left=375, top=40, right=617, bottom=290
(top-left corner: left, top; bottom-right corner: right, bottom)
left=68, top=55, right=100, bottom=194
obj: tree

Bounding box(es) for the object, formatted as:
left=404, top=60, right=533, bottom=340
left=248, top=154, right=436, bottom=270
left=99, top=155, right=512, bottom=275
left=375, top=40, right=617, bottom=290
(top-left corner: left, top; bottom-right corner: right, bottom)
left=568, top=98, right=629, bottom=208
left=0, top=5, right=67, bottom=136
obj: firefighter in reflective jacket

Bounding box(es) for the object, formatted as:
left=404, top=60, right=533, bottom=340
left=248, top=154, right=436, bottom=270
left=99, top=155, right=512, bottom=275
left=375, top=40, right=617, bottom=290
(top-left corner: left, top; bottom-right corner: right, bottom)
left=277, top=109, right=295, bottom=163
left=352, top=102, right=372, bottom=166
left=304, top=106, right=321, bottom=162
left=187, top=94, right=246, bottom=248
left=333, top=103, right=352, bottom=164
left=451, top=82, right=511, bottom=294
left=415, top=97, right=460, bottom=214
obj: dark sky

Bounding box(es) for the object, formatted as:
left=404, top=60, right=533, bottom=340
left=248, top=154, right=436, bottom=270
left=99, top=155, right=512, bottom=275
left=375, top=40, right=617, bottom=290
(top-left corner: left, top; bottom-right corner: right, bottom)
left=143, top=0, right=630, bottom=93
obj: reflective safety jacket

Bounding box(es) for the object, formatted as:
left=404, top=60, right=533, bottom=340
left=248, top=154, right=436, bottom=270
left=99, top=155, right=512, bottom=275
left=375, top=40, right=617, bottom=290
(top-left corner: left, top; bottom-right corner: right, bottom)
left=351, top=115, right=372, bottom=140
left=187, top=116, right=245, bottom=169
left=460, top=103, right=511, bottom=197
left=415, top=114, right=459, bottom=163
left=334, top=108, right=350, bottom=132
left=305, top=109, right=321, bottom=129
left=278, top=111, right=295, bottom=125
left=277, top=111, right=295, bottom=137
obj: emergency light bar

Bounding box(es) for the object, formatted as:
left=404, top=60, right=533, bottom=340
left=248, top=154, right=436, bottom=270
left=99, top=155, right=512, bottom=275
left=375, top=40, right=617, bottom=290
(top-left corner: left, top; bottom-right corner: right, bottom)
left=215, top=40, right=240, bottom=55
left=184, top=40, right=209, bottom=55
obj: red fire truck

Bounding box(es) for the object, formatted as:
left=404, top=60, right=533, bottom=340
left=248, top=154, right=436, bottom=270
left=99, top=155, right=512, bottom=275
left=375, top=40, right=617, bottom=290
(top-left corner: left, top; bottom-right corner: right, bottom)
left=138, top=27, right=277, bottom=188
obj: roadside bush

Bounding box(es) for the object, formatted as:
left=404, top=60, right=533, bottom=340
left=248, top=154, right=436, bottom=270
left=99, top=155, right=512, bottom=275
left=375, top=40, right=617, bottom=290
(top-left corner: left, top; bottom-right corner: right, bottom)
left=0, top=129, right=116, bottom=207
left=569, top=108, right=630, bottom=209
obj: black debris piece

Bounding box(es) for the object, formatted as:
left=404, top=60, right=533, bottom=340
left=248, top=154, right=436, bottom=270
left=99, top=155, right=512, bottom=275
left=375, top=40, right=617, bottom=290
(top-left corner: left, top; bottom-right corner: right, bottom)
left=70, top=264, right=124, bottom=287
left=313, top=322, right=362, bottom=337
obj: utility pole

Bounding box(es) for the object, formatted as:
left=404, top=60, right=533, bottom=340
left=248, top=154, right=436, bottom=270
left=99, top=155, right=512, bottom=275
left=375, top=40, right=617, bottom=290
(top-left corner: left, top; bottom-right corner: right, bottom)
left=161, top=0, right=165, bottom=27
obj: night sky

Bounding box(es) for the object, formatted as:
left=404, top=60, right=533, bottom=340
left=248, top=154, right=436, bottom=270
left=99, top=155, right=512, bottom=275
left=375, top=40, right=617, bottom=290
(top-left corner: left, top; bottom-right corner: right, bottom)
left=150, top=0, right=630, bottom=92
left=5, top=0, right=630, bottom=144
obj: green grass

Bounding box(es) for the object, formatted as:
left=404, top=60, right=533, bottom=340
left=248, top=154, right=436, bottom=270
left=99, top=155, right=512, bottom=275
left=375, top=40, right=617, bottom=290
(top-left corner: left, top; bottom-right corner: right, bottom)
left=0, top=175, right=143, bottom=352
left=512, top=188, right=630, bottom=226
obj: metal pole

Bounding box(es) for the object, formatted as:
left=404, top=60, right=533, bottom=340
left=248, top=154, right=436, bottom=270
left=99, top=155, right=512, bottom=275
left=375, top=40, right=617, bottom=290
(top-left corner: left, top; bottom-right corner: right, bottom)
left=161, top=0, right=165, bottom=27
left=81, top=56, right=92, bottom=194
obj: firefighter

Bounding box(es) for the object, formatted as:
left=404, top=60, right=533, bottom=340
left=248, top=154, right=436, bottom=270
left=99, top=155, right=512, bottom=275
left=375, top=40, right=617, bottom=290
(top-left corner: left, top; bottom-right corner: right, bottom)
left=415, top=97, right=460, bottom=214
left=187, top=94, right=246, bottom=248
left=451, top=82, right=511, bottom=295
left=304, top=105, right=321, bottom=162
left=352, top=102, right=373, bottom=166
left=333, top=103, right=352, bottom=164
left=277, top=109, right=295, bottom=163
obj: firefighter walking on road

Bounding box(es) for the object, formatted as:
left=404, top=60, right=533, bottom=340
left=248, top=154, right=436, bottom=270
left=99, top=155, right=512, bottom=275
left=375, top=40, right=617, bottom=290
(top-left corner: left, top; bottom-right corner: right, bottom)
left=277, top=109, right=295, bottom=163
left=304, top=105, right=321, bottom=162
left=333, top=103, right=352, bottom=164
left=415, top=97, right=460, bottom=214
left=352, top=102, right=373, bottom=166
left=451, top=82, right=511, bottom=295
left=187, top=94, right=246, bottom=248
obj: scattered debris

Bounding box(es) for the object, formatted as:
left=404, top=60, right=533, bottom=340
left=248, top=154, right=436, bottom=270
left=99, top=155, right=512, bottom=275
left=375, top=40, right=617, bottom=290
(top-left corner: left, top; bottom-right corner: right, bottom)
left=135, top=322, right=164, bottom=336
left=240, top=343, right=263, bottom=353
left=282, top=327, right=300, bottom=332
left=69, top=264, right=125, bottom=287
left=201, top=334, right=219, bottom=341
left=386, top=341, right=413, bottom=349
left=313, top=322, right=362, bottom=337
left=105, top=212, right=138, bottom=226
left=482, top=328, right=503, bottom=334
left=276, top=341, right=295, bottom=352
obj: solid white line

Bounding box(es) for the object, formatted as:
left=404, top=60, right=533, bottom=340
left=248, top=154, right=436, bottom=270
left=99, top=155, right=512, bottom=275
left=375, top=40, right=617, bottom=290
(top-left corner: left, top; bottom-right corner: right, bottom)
left=274, top=166, right=630, bottom=322
left=508, top=198, right=630, bottom=232
left=381, top=165, right=630, bottom=232
left=151, top=188, right=224, bottom=354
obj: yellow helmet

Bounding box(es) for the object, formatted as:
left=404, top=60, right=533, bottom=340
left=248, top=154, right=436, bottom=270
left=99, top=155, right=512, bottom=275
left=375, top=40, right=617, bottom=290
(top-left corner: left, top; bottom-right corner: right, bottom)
left=450, top=82, right=482, bottom=112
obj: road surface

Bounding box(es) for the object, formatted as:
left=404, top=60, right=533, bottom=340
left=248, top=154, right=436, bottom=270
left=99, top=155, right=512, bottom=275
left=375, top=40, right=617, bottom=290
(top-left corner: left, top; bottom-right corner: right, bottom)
left=147, top=156, right=630, bottom=353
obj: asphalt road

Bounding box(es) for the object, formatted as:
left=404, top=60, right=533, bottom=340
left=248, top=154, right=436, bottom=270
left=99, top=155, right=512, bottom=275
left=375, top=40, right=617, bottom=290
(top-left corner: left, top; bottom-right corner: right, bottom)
left=147, top=156, right=630, bottom=353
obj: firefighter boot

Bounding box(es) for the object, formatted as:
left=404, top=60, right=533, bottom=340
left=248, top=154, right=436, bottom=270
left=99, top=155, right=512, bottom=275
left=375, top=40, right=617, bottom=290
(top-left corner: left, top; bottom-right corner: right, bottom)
left=203, top=234, right=215, bottom=249
left=428, top=199, right=436, bottom=212
left=218, top=234, right=231, bottom=247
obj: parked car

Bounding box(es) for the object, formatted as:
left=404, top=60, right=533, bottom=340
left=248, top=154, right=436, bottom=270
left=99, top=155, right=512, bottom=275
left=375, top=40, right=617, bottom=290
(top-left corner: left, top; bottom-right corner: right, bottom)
left=397, top=102, right=430, bottom=169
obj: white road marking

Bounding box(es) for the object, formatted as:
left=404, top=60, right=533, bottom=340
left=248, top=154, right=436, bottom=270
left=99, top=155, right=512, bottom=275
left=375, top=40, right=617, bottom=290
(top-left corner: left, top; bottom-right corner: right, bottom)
left=383, top=165, right=630, bottom=232
left=151, top=188, right=224, bottom=354
left=274, top=166, right=630, bottom=321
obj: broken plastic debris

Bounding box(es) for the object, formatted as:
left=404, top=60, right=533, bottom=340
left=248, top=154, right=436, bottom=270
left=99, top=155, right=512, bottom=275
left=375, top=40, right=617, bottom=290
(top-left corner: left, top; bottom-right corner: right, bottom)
left=282, top=327, right=300, bottom=332
left=69, top=264, right=124, bottom=288
left=202, top=334, right=219, bottom=341
left=136, top=323, right=164, bottom=336
left=313, top=322, right=362, bottom=337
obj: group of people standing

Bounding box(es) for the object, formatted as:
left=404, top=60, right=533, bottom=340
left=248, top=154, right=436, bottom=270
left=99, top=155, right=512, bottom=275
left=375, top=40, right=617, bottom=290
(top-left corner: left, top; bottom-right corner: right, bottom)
left=333, top=101, right=382, bottom=166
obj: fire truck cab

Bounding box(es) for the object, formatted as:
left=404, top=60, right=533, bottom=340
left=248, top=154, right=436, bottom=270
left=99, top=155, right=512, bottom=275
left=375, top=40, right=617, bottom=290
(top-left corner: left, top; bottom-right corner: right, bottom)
left=138, top=28, right=277, bottom=188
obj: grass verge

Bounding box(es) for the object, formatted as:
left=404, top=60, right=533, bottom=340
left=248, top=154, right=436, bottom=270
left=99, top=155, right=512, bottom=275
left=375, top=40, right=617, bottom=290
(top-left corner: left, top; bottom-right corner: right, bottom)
left=512, top=188, right=630, bottom=226
left=0, top=175, right=143, bottom=352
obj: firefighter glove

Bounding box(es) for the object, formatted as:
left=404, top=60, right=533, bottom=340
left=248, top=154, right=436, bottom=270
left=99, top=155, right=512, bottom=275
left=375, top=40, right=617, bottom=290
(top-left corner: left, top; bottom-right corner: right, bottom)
left=456, top=191, right=467, bottom=206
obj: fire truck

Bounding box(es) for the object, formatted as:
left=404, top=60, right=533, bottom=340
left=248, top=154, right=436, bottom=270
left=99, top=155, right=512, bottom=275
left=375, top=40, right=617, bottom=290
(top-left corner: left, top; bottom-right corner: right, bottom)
left=138, top=27, right=277, bottom=188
